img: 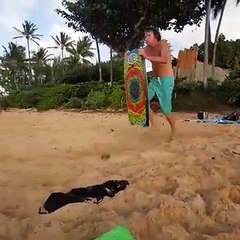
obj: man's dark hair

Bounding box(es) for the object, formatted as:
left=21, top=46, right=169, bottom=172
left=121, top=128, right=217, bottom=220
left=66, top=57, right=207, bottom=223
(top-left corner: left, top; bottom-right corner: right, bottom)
left=145, top=27, right=161, bottom=41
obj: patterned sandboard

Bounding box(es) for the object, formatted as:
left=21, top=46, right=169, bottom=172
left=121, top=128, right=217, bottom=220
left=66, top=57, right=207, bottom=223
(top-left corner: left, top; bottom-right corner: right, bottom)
left=124, top=49, right=149, bottom=127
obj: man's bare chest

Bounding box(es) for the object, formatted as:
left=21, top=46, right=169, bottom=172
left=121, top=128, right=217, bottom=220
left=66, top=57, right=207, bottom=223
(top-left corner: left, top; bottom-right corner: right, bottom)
left=145, top=47, right=161, bottom=57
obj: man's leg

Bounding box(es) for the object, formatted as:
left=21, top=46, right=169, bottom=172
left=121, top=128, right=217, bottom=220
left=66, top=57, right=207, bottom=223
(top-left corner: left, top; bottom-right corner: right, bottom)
left=149, top=107, right=160, bottom=130
left=147, top=80, right=159, bottom=129
left=156, top=76, right=175, bottom=139
left=165, top=113, right=175, bottom=139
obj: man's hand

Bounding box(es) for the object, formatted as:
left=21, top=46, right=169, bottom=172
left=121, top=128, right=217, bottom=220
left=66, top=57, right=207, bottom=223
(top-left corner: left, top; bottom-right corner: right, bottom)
left=138, top=48, right=146, bottom=58
left=124, top=51, right=129, bottom=59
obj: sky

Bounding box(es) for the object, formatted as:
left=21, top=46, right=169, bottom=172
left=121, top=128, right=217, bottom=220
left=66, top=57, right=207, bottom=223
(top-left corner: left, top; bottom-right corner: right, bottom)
left=0, top=0, right=240, bottom=71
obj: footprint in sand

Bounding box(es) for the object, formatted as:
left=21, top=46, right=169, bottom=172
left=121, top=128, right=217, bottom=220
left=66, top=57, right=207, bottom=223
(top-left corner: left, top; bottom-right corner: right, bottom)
left=229, top=185, right=240, bottom=205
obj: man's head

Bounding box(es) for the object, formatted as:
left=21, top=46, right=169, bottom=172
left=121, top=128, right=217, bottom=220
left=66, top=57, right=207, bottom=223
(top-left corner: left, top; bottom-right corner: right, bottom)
left=144, top=27, right=161, bottom=47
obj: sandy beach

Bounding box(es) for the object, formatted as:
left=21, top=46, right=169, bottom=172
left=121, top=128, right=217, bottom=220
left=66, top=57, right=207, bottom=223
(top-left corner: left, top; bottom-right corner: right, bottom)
left=0, top=109, right=240, bottom=240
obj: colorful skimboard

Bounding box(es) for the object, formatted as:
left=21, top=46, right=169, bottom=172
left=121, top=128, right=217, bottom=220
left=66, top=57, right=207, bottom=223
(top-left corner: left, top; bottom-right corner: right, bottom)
left=124, top=49, right=149, bottom=127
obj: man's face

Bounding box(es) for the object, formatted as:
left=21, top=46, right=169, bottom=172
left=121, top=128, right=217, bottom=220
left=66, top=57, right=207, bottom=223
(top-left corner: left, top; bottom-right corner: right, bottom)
left=144, top=31, right=157, bottom=46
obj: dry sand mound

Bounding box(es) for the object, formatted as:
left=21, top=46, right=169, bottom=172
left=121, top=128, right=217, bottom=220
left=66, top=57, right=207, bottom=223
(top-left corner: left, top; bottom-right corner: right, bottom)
left=0, top=110, right=240, bottom=240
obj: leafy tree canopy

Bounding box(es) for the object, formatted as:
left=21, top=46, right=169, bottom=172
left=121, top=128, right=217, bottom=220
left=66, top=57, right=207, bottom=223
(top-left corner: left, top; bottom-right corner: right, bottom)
left=197, top=34, right=240, bottom=69
left=56, top=0, right=207, bottom=53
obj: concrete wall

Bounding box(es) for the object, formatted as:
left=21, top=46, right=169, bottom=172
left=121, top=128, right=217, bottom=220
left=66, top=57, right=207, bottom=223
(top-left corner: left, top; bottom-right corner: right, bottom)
left=176, top=62, right=229, bottom=82
left=175, top=48, right=229, bottom=82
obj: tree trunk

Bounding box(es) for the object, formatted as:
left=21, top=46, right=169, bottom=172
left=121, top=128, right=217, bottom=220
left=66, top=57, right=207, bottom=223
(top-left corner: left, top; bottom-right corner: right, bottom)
left=110, top=47, right=113, bottom=86
left=211, top=0, right=227, bottom=78
left=13, top=71, right=18, bottom=91
left=61, top=47, right=64, bottom=78
left=27, top=38, right=32, bottom=85
left=61, top=47, right=64, bottom=59
left=95, top=38, right=102, bottom=82
left=203, top=0, right=211, bottom=88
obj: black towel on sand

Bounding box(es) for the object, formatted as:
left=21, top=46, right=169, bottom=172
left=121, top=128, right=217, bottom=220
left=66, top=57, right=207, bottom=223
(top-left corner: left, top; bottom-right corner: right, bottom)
left=38, top=180, right=129, bottom=214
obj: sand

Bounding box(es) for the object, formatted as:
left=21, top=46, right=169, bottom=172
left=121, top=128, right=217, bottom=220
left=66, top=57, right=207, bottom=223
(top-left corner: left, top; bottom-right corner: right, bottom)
left=0, top=109, right=240, bottom=240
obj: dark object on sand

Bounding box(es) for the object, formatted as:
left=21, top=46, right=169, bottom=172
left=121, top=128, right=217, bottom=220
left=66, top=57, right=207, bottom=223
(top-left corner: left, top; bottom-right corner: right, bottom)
left=101, top=153, right=111, bottom=160
left=38, top=180, right=129, bottom=214
left=197, top=111, right=208, bottom=120
left=222, top=111, right=239, bottom=121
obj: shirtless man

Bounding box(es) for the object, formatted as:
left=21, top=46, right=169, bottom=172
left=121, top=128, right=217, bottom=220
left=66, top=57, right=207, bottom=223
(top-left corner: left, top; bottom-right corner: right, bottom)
left=138, top=27, right=175, bottom=139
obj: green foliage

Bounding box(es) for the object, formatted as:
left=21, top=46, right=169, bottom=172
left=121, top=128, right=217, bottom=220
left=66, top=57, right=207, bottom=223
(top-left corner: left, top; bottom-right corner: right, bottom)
left=205, top=68, right=240, bottom=106
left=84, top=90, right=109, bottom=109
left=2, top=68, right=240, bottom=112
left=66, top=36, right=94, bottom=64
left=174, top=79, right=204, bottom=95
left=57, top=0, right=207, bottom=53
left=36, top=85, right=67, bottom=110
left=173, top=75, right=240, bottom=109
left=198, top=34, right=240, bottom=69
left=1, top=83, right=126, bottom=111
left=217, top=78, right=240, bottom=105
left=0, top=97, right=10, bottom=110
left=1, top=42, right=29, bottom=89
left=13, top=20, right=42, bottom=44
left=63, top=64, right=96, bottom=83
left=62, top=60, right=123, bottom=84
left=108, top=85, right=125, bottom=108
left=35, top=83, right=102, bottom=110
left=228, top=66, right=240, bottom=80
left=63, top=97, right=83, bottom=109
left=83, top=84, right=125, bottom=109
left=5, top=90, right=39, bottom=108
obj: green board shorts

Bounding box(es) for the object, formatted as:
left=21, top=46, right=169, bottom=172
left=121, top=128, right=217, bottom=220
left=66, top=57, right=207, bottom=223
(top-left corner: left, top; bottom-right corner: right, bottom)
left=148, top=75, right=175, bottom=114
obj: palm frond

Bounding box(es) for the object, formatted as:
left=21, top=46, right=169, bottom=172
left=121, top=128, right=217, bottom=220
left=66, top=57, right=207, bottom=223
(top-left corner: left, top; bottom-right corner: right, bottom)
left=12, top=36, right=24, bottom=39
left=32, top=36, right=41, bottom=41
left=47, top=46, right=58, bottom=49
left=51, top=35, right=61, bottom=46
left=31, top=39, right=40, bottom=46
left=12, top=27, right=24, bottom=35
left=34, top=34, right=43, bottom=37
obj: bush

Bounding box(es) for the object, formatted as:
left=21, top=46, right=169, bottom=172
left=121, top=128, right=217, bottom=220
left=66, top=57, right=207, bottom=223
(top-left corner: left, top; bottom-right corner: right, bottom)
left=108, top=85, right=125, bottom=108
left=3, top=83, right=125, bottom=111
left=218, top=78, right=240, bottom=106
left=63, top=97, right=83, bottom=109
left=175, top=79, right=204, bottom=95
left=62, top=61, right=123, bottom=84
left=4, top=75, right=240, bottom=112
left=36, top=83, right=107, bottom=110
left=7, top=90, right=39, bottom=108
left=228, top=67, right=240, bottom=80
left=84, top=89, right=110, bottom=109
left=205, top=78, right=220, bottom=93
left=0, top=97, right=10, bottom=110
left=63, top=65, right=96, bottom=83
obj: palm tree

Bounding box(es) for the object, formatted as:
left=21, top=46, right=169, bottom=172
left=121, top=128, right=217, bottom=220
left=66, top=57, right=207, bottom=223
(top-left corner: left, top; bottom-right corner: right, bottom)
left=1, top=42, right=27, bottom=89
left=50, top=32, right=75, bottom=59
left=32, top=48, right=53, bottom=62
left=32, top=48, right=53, bottom=85
left=92, top=36, right=102, bottom=82
left=50, top=57, right=69, bottom=83
left=66, top=36, right=94, bottom=65
left=211, top=0, right=240, bottom=77
left=110, top=47, right=113, bottom=86
left=13, top=20, right=42, bottom=83
left=203, top=0, right=212, bottom=88
left=2, top=42, right=26, bottom=62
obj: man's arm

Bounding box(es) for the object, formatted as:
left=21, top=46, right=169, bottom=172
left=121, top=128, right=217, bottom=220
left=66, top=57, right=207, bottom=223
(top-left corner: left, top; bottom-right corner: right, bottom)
left=139, top=42, right=169, bottom=64
left=145, top=54, right=167, bottom=64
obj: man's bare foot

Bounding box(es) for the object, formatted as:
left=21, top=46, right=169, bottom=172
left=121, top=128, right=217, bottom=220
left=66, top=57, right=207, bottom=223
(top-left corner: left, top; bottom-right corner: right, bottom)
left=168, top=130, right=175, bottom=141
